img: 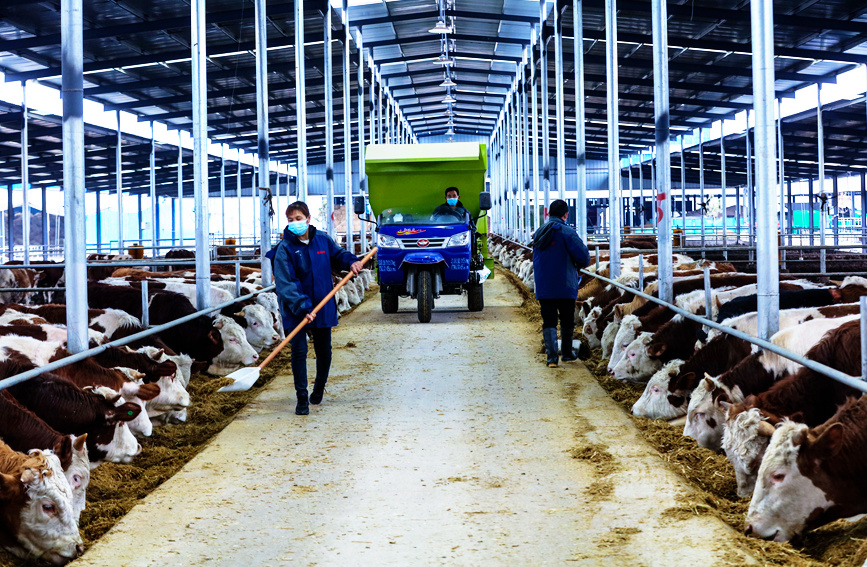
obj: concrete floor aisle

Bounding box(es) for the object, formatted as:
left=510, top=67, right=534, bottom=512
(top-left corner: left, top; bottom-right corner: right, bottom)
left=74, top=276, right=755, bottom=567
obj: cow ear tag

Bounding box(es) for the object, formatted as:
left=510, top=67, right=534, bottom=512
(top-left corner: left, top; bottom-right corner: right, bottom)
left=128, top=410, right=134, bottom=416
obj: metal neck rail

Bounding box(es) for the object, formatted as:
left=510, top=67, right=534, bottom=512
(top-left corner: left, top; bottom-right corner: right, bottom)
left=0, top=284, right=276, bottom=392
left=489, top=233, right=867, bottom=394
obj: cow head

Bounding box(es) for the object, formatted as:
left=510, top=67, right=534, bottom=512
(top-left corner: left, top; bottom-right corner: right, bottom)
left=722, top=406, right=775, bottom=498
left=87, top=401, right=143, bottom=466
left=746, top=420, right=835, bottom=541
left=612, top=332, right=660, bottom=383
left=64, top=435, right=89, bottom=523
left=683, top=375, right=743, bottom=452
left=581, top=307, right=603, bottom=349
left=206, top=316, right=258, bottom=375
left=608, top=314, right=641, bottom=372
left=237, top=304, right=280, bottom=351
left=9, top=450, right=83, bottom=565
left=94, top=385, right=154, bottom=438
left=632, top=360, right=685, bottom=420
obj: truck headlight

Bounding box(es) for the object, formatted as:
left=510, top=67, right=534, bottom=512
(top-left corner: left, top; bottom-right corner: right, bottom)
left=378, top=234, right=400, bottom=249
left=446, top=231, right=470, bottom=247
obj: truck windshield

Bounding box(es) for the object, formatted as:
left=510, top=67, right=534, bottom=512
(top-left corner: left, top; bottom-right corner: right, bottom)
left=379, top=205, right=469, bottom=226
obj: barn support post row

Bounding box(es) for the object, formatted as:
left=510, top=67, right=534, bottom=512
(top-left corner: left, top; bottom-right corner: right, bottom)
left=342, top=0, right=353, bottom=250
left=540, top=0, right=550, bottom=218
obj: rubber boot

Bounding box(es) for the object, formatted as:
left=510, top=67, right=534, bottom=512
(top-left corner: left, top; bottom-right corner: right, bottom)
left=295, top=390, right=310, bottom=415
left=543, top=328, right=559, bottom=368
left=560, top=327, right=581, bottom=362
left=310, top=378, right=327, bottom=405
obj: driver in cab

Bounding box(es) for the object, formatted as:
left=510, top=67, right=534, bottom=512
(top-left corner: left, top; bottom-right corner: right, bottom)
left=432, top=187, right=471, bottom=224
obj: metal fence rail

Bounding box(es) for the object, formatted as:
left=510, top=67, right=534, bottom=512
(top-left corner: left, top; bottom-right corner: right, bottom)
left=0, top=284, right=276, bottom=391
left=489, top=233, right=867, bottom=394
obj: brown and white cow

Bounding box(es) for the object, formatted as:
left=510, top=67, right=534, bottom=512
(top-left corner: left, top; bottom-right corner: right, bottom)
left=0, top=392, right=90, bottom=521
left=0, top=441, right=82, bottom=564
left=746, top=396, right=867, bottom=542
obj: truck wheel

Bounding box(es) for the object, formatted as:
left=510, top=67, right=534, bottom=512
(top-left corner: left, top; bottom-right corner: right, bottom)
left=417, top=270, right=433, bottom=323
left=467, top=283, right=484, bottom=312
left=380, top=288, right=398, bottom=314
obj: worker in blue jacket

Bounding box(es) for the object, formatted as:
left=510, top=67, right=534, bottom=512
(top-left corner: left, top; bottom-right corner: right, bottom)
left=532, top=199, right=591, bottom=368
left=272, top=201, right=363, bottom=415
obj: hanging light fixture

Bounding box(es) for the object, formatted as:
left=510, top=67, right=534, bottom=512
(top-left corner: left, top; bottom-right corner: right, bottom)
left=440, top=74, right=456, bottom=88
left=428, top=19, right=451, bottom=33
left=433, top=53, right=454, bottom=66
left=446, top=127, right=455, bottom=136
left=442, top=93, right=456, bottom=104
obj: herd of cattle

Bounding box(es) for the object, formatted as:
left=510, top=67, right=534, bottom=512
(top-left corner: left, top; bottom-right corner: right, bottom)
left=490, top=234, right=867, bottom=545
left=0, top=252, right=373, bottom=564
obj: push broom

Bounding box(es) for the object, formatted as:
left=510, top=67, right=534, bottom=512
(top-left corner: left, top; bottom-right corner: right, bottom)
left=219, top=246, right=378, bottom=392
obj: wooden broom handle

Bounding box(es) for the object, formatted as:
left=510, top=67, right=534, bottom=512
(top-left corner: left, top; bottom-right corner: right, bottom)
left=257, top=246, right=379, bottom=370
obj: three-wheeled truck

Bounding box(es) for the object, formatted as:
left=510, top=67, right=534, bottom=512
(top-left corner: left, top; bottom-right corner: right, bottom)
left=353, top=142, right=493, bottom=323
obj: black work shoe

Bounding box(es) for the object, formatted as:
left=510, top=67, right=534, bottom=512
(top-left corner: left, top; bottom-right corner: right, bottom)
left=295, top=390, right=310, bottom=415
left=310, top=386, right=326, bottom=405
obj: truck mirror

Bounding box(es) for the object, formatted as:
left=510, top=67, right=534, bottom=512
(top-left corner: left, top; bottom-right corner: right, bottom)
left=479, top=192, right=492, bottom=211
left=353, top=196, right=366, bottom=215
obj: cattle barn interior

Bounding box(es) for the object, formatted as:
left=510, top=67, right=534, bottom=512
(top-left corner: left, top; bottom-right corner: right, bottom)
left=1, top=0, right=867, bottom=564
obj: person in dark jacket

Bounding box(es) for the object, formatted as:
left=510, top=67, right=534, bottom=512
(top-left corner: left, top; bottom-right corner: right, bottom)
left=272, top=201, right=363, bottom=415
left=532, top=199, right=591, bottom=368
left=432, top=187, right=471, bottom=223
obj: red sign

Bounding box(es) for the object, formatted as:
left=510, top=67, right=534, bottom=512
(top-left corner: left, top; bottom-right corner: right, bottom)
left=417, top=239, right=430, bottom=248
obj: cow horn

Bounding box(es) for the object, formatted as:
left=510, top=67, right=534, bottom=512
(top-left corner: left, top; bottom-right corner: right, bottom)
left=213, top=318, right=224, bottom=330
left=757, top=421, right=776, bottom=437
left=235, top=311, right=246, bottom=317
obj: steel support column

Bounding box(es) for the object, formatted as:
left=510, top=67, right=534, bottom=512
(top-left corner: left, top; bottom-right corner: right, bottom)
left=62, top=0, right=88, bottom=353
left=220, top=149, right=226, bottom=242
left=750, top=0, right=779, bottom=339
left=531, top=25, right=540, bottom=233
left=192, top=0, right=210, bottom=309
left=553, top=2, right=565, bottom=200
left=818, top=85, right=826, bottom=273
left=177, top=133, right=183, bottom=247
left=96, top=189, right=102, bottom=253
left=539, top=1, right=551, bottom=217
left=325, top=8, right=335, bottom=238
left=6, top=186, right=11, bottom=261
left=116, top=111, right=123, bottom=254
left=342, top=0, right=353, bottom=250
left=150, top=123, right=157, bottom=256
left=21, top=82, right=30, bottom=265
left=720, top=122, right=727, bottom=251
left=605, top=0, right=621, bottom=277
left=357, top=30, right=367, bottom=254
left=777, top=99, right=785, bottom=266
left=522, top=61, right=531, bottom=242
left=295, top=0, right=308, bottom=202
left=41, top=186, right=48, bottom=260
left=574, top=0, right=587, bottom=240
left=698, top=128, right=705, bottom=254
left=255, top=0, right=273, bottom=285
left=652, top=0, right=672, bottom=302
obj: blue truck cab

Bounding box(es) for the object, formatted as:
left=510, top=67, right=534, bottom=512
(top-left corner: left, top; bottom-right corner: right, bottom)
left=355, top=142, right=492, bottom=323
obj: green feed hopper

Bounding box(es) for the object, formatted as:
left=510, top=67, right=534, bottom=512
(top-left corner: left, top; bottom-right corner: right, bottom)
left=365, top=142, right=494, bottom=275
